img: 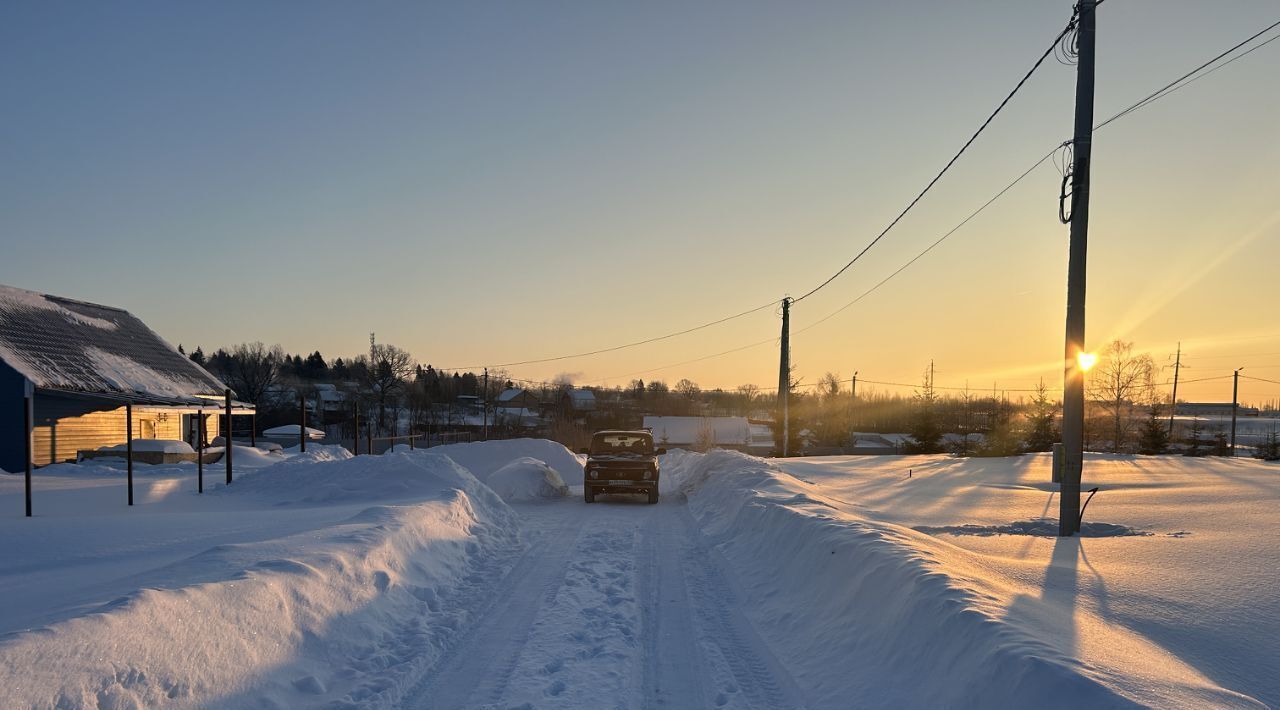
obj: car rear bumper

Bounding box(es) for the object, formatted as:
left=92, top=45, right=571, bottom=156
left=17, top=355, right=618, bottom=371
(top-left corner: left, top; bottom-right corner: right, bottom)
left=587, top=480, right=657, bottom=492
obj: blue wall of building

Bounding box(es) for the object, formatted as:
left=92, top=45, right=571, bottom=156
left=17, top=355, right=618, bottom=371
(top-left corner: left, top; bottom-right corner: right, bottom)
left=0, top=363, right=30, bottom=473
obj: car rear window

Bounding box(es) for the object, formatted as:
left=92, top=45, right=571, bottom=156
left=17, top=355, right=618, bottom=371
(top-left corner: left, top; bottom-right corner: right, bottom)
left=591, top=433, right=653, bottom=455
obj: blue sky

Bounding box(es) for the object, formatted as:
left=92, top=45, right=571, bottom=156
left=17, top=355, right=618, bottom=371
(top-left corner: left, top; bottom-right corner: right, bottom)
left=2, top=1, right=1278, bottom=400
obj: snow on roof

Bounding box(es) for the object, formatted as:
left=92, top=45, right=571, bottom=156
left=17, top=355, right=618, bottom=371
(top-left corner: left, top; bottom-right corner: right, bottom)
left=0, top=283, right=230, bottom=403
left=643, top=416, right=764, bottom=447
left=568, top=389, right=595, bottom=401
left=496, top=388, right=527, bottom=402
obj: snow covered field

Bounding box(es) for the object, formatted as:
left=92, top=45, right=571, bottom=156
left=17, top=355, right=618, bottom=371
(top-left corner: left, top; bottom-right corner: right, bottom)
left=0, top=441, right=1275, bottom=708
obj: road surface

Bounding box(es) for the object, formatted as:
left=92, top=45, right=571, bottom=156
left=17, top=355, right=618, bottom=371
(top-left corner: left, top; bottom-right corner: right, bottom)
left=402, top=491, right=808, bottom=709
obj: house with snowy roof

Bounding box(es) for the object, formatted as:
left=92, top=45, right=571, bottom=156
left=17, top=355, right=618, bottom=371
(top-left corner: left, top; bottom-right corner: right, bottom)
left=0, top=284, right=254, bottom=470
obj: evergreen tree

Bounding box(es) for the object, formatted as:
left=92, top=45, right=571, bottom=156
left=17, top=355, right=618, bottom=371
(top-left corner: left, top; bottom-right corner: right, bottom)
left=1023, top=380, right=1059, bottom=452
left=1211, top=429, right=1231, bottom=457
left=1254, top=429, right=1280, bottom=461
left=904, top=364, right=945, bottom=454
left=1137, top=404, right=1170, bottom=455
left=1185, top=417, right=1205, bottom=456
left=190, top=346, right=206, bottom=365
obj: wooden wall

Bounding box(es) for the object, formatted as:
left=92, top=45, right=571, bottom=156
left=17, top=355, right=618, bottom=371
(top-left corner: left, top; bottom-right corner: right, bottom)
left=31, top=394, right=219, bottom=466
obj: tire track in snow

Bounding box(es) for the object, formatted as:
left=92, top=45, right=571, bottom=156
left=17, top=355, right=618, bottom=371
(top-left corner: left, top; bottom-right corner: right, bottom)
left=639, top=502, right=706, bottom=709
left=674, top=506, right=808, bottom=710
left=493, top=509, right=644, bottom=708
left=400, top=505, right=582, bottom=709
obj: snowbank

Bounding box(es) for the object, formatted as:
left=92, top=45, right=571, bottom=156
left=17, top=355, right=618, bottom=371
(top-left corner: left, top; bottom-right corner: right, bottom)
left=226, top=449, right=496, bottom=506
left=430, top=438, right=584, bottom=485
left=262, top=424, right=326, bottom=439
left=98, top=439, right=194, bottom=454
left=0, top=451, right=520, bottom=708
left=486, top=457, right=570, bottom=501
left=664, top=451, right=1262, bottom=708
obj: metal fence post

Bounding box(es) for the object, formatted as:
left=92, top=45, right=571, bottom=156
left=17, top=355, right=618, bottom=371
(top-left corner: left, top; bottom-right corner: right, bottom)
left=197, top=411, right=204, bottom=494
left=24, top=393, right=32, bottom=517
left=224, top=389, right=233, bottom=485
left=126, top=402, right=134, bottom=506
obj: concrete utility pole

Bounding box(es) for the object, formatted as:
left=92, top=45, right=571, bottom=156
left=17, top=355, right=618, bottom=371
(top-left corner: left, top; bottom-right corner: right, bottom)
left=1167, top=343, right=1181, bottom=437
left=1231, top=368, right=1243, bottom=456
left=778, top=298, right=792, bottom=457
left=1060, top=0, right=1097, bottom=537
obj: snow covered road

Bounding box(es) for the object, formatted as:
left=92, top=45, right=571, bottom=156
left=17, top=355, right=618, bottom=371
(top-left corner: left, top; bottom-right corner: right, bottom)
left=2, top=441, right=1274, bottom=708
left=404, top=495, right=806, bottom=710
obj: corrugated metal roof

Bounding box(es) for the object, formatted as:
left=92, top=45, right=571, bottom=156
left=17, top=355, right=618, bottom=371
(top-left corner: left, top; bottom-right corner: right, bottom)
left=0, top=283, right=231, bottom=403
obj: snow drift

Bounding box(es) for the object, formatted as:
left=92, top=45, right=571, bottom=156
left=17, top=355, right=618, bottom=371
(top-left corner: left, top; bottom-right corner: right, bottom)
left=0, top=450, right=520, bottom=708
left=429, top=438, right=584, bottom=485
left=664, top=450, right=1262, bottom=709
left=485, top=457, right=570, bottom=501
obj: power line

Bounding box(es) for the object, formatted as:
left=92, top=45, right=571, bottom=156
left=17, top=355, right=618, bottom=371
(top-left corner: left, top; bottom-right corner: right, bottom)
left=451, top=13, right=1279, bottom=378
left=792, top=15, right=1280, bottom=340
left=439, top=298, right=778, bottom=370
left=791, top=7, right=1084, bottom=304
left=793, top=148, right=1058, bottom=336
left=1094, top=18, right=1280, bottom=131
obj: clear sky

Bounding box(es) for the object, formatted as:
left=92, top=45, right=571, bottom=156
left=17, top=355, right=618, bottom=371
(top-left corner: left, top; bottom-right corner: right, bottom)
left=2, top=1, right=1278, bottom=403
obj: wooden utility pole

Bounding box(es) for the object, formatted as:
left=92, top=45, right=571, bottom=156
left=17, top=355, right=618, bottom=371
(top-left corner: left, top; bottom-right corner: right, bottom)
left=483, top=367, right=489, bottom=441
left=1231, top=368, right=1242, bottom=456
left=1167, top=343, right=1181, bottom=437
left=778, top=298, right=792, bottom=457
left=1060, top=0, right=1097, bottom=537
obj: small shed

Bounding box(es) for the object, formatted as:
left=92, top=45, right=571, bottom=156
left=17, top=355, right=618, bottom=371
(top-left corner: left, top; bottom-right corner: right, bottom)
left=0, top=283, right=254, bottom=470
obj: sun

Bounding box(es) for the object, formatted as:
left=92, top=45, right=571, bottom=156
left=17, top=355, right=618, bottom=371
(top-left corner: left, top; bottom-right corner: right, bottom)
left=1077, top=351, right=1098, bottom=372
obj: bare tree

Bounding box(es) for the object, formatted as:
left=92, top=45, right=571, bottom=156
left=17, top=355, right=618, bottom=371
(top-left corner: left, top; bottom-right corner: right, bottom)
left=674, top=379, right=701, bottom=398
left=694, top=418, right=717, bottom=452
left=818, top=372, right=842, bottom=399
left=736, top=383, right=760, bottom=415
left=218, top=342, right=286, bottom=404
left=359, top=342, right=415, bottom=434
left=1088, top=340, right=1156, bottom=453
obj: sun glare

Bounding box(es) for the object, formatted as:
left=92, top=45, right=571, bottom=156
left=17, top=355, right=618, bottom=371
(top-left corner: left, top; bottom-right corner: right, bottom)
left=1077, top=351, right=1098, bottom=372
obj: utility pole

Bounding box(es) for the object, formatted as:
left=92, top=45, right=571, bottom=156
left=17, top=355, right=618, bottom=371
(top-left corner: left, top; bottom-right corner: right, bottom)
left=483, top=367, right=489, bottom=441
left=1231, top=368, right=1243, bottom=456
left=778, top=297, right=791, bottom=457
left=1060, top=0, right=1097, bottom=537
left=1167, top=343, right=1181, bottom=438
left=850, top=371, right=858, bottom=431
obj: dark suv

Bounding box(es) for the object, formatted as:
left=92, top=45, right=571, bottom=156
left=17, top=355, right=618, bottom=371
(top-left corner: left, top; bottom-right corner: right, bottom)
left=580, top=430, right=665, bottom=504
